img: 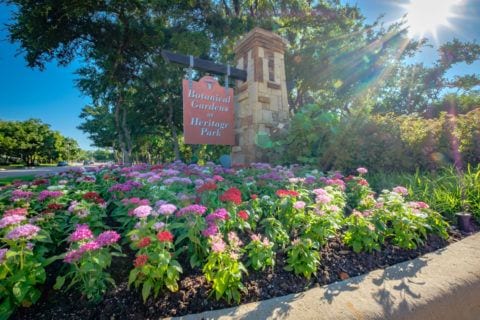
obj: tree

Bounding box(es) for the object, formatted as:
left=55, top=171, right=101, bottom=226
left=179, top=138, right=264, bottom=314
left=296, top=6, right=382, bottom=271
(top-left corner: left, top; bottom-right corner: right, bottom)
left=0, top=119, right=81, bottom=165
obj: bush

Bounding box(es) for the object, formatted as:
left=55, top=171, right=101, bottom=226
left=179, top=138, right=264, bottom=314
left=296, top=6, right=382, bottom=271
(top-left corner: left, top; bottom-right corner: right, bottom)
left=268, top=105, right=480, bottom=173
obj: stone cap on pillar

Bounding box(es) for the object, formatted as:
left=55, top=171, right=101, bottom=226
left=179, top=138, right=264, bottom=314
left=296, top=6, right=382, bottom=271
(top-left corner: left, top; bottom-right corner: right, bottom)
left=234, top=27, right=288, bottom=58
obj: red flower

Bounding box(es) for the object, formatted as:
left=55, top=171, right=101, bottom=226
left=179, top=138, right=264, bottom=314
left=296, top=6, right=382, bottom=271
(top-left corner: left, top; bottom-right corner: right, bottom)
left=238, top=210, right=249, bottom=221
left=197, top=182, right=217, bottom=193
left=358, top=178, right=369, bottom=186
left=134, top=254, right=148, bottom=268
left=150, top=164, right=163, bottom=171
left=82, top=191, right=105, bottom=204
left=33, top=179, right=49, bottom=185
left=47, top=203, right=64, bottom=211
left=276, top=189, right=299, bottom=198
left=219, top=187, right=242, bottom=205
left=157, top=230, right=174, bottom=243
left=137, top=237, right=151, bottom=248
left=250, top=194, right=258, bottom=200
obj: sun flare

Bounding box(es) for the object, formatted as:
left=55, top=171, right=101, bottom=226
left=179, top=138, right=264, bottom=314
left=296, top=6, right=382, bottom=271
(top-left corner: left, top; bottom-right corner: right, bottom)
left=403, top=0, right=463, bottom=40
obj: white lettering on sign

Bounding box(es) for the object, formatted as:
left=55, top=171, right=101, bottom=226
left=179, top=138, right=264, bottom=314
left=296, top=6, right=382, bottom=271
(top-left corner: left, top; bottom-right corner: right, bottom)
left=183, top=76, right=235, bottom=145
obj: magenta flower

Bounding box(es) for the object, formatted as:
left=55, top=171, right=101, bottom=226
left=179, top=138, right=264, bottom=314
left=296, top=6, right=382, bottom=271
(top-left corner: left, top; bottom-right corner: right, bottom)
left=176, top=204, right=207, bottom=217
left=206, top=208, right=229, bottom=223
left=0, top=214, right=26, bottom=229
left=38, top=190, right=64, bottom=201
left=78, top=241, right=101, bottom=253
left=64, top=249, right=82, bottom=263
left=96, top=231, right=120, bottom=247
left=6, top=224, right=40, bottom=240
left=68, top=224, right=94, bottom=242
left=202, top=223, right=219, bottom=237
left=132, top=205, right=152, bottom=218
left=11, top=189, right=33, bottom=201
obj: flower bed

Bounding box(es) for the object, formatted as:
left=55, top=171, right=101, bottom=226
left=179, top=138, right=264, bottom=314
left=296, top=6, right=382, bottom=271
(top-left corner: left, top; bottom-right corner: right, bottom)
left=0, top=163, right=468, bottom=319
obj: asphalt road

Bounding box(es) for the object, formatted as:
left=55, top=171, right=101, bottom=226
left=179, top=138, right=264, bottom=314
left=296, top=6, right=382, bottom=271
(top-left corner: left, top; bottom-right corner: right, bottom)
left=0, top=166, right=86, bottom=178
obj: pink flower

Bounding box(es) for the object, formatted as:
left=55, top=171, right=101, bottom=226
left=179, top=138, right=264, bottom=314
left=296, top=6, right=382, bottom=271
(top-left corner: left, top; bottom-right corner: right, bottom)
left=213, top=175, right=224, bottom=182
left=357, top=167, right=368, bottom=174
left=409, top=201, right=429, bottom=209
left=316, top=194, right=332, bottom=204
left=393, top=186, right=408, bottom=196
left=132, top=205, right=152, bottom=218
left=0, top=214, right=26, bottom=229
left=250, top=234, right=261, bottom=242
left=3, top=208, right=28, bottom=217
left=0, top=248, right=8, bottom=264
left=6, top=224, right=40, bottom=240
left=228, top=231, right=242, bottom=248
left=312, top=188, right=328, bottom=196
left=78, top=241, right=101, bottom=253
left=158, top=204, right=177, bottom=215
left=210, top=234, right=226, bottom=253
left=293, top=201, right=306, bottom=209
left=68, top=224, right=93, bottom=242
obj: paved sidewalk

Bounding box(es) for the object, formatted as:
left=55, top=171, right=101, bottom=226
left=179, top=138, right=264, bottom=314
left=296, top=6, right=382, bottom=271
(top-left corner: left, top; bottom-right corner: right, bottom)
left=173, top=233, right=480, bottom=320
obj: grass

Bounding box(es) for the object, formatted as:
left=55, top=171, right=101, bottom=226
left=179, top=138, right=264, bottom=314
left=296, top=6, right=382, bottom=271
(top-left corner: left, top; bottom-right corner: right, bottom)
left=0, top=175, right=36, bottom=186
left=368, top=165, right=480, bottom=222
left=0, top=163, right=58, bottom=170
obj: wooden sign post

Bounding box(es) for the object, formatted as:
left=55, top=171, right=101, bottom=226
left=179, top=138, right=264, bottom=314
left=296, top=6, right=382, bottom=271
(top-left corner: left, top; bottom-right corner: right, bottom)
left=182, top=76, right=235, bottom=145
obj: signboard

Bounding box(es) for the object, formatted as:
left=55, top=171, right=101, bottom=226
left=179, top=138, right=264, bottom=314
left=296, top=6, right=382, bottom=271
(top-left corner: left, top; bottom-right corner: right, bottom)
left=182, top=76, right=235, bottom=145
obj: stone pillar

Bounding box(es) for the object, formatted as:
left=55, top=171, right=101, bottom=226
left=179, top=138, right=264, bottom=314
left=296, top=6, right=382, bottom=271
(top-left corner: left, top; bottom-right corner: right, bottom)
left=231, top=28, right=290, bottom=165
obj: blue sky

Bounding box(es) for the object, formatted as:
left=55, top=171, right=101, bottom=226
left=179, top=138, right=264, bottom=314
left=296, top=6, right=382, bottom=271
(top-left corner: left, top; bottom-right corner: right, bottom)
left=1, top=0, right=479, bottom=150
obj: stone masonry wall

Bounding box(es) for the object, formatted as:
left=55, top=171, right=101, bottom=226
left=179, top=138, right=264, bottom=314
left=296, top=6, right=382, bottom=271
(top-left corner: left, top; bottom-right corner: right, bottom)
left=231, top=28, right=290, bottom=165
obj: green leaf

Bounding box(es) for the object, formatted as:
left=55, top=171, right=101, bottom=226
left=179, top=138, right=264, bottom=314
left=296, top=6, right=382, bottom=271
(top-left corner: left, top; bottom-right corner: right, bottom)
left=142, top=280, right=153, bottom=303
left=54, top=276, right=66, bottom=290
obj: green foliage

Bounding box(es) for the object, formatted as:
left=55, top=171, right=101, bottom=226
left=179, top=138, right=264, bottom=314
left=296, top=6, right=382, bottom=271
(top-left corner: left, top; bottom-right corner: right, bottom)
left=343, top=213, right=383, bottom=253
left=0, top=230, right=51, bottom=319
left=260, top=217, right=289, bottom=248
left=128, top=237, right=182, bottom=303
left=203, top=233, right=247, bottom=304
left=271, top=107, right=480, bottom=173
left=244, top=234, right=275, bottom=271
left=0, top=119, right=82, bottom=165
left=369, top=165, right=480, bottom=222
left=284, top=238, right=320, bottom=279
left=55, top=239, right=123, bottom=302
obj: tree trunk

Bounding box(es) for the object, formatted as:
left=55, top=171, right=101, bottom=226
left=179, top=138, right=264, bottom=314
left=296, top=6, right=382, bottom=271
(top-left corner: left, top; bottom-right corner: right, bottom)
left=114, top=100, right=128, bottom=164
left=121, top=99, right=133, bottom=164
left=168, top=104, right=181, bottom=161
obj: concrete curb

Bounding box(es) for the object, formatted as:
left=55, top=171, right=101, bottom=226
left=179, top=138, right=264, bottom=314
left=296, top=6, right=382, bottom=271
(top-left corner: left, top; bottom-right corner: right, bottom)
left=172, top=233, right=480, bottom=320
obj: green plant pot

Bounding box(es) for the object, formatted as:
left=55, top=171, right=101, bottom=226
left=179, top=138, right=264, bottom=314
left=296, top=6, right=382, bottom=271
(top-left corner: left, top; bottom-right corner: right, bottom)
left=456, top=212, right=475, bottom=233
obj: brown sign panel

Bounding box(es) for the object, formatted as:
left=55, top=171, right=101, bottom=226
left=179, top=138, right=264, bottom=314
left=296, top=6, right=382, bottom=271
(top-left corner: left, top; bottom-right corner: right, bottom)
left=183, top=76, right=235, bottom=145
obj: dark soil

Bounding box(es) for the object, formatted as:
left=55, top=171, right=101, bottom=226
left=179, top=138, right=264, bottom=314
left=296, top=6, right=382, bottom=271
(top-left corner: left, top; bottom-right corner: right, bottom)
left=12, top=227, right=473, bottom=320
